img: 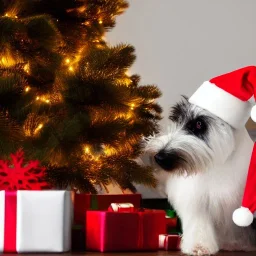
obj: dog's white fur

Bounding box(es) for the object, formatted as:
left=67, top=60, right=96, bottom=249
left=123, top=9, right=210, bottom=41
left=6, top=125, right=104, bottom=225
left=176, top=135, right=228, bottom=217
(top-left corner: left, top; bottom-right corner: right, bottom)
left=145, top=103, right=256, bottom=255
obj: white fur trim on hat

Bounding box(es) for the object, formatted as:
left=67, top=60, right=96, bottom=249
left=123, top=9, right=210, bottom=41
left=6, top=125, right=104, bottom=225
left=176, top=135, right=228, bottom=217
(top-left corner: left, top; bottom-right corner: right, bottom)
left=251, top=105, right=256, bottom=122
left=189, top=81, right=252, bottom=129
left=232, top=207, right=254, bottom=227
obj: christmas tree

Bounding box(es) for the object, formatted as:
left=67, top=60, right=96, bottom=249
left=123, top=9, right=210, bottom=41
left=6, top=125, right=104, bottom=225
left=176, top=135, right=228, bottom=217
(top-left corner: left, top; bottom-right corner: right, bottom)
left=0, top=0, right=162, bottom=193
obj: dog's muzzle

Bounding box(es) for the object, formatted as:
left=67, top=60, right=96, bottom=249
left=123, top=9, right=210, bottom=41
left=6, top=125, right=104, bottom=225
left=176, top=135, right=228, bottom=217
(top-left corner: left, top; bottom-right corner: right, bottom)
left=154, top=150, right=180, bottom=171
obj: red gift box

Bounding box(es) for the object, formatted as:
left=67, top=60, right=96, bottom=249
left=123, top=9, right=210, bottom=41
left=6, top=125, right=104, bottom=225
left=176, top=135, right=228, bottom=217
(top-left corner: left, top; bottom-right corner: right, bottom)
left=73, top=193, right=141, bottom=225
left=86, top=209, right=166, bottom=252
left=159, top=234, right=181, bottom=251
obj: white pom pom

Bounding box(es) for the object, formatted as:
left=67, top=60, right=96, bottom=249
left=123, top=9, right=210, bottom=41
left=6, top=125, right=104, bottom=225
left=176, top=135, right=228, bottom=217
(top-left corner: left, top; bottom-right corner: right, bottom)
left=232, top=207, right=253, bottom=227
left=251, top=105, right=256, bottom=122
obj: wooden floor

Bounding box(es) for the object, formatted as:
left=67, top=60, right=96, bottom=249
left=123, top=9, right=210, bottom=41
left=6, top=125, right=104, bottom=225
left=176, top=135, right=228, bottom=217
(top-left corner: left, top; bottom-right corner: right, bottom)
left=74, top=253, right=256, bottom=256
left=5, top=252, right=256, bottom=256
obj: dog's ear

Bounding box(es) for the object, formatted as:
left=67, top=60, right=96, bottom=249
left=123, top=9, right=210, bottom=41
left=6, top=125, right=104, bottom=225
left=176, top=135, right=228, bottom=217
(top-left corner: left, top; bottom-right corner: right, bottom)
left=169, top=96, right=190, bottom=122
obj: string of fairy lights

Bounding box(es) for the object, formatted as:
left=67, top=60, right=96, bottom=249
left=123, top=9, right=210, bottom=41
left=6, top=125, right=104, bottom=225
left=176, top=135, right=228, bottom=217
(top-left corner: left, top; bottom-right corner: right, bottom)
left=0, top=9, right=143, bottom=161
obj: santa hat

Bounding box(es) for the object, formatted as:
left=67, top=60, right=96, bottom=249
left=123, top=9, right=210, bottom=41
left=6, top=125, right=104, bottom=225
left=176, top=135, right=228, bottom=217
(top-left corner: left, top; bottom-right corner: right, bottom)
left=189, top=66, right=256, bottom=227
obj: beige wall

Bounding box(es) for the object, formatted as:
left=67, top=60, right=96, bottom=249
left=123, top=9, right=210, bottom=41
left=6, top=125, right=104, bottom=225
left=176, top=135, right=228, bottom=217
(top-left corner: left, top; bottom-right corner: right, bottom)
left=108, top=0, right=256, bottom=130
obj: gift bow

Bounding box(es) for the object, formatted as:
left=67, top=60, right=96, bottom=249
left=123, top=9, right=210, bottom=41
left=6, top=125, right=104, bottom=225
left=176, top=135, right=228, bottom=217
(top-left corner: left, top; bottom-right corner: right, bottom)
left=108, top=203, right=134, bottom=213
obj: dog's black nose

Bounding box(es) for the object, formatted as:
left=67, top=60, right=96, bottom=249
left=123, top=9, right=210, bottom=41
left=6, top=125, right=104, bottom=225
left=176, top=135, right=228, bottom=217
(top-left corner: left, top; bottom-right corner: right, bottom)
left=154, top=151, right=178, bottom=171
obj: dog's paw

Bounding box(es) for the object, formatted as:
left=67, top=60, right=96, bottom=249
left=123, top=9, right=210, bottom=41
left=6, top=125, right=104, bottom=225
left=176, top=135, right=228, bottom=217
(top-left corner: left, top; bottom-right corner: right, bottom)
left=192, top=244, right=217, bottom=255
left=182, top=244, right=218, bottom=255
left=181, top=239, right=219, bottom=255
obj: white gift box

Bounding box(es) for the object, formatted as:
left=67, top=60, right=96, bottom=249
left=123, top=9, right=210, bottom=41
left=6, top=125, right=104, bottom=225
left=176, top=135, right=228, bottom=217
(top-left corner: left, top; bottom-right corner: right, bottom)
left=0, top=190, right=72, bottom=253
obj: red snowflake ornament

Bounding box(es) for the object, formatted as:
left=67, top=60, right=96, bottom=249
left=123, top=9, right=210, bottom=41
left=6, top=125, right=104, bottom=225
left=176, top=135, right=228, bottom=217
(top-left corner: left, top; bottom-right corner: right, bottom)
left=0, top=150, right=51, bottom=191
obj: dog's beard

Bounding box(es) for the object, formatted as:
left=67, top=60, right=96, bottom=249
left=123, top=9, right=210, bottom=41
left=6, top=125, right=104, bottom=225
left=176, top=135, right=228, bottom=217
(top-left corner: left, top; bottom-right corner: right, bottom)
left=145, top=125, right=213, bottom=175
left=144, top=99, right=235, bottom=176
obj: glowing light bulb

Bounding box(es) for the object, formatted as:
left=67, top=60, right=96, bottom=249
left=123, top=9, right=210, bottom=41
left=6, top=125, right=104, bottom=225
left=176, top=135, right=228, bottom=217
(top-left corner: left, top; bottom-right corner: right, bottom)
left=98, top=19, right=103, bottom=24
left=131, top=107, right=134, bottom=110
left=65, top=58, right=70, bottom=64
left=34, top=123, right=44, bottom=134
left=25, top=86, right=30, bottom=92
left=24, top=64, right=29, bottom=73
left=85, top=21, right=90, bottom=25
left=36, top=96, right=40, bottom=100
left=84, top=147, right=90, bottom=153
left=69, top=66, right=74, bottom=72
left=5, top=13, right=9, bottom=17
left=15, top=16, right=18, bottom=19
left=77, top=6, right=86, bottom=12
left=126, top=112, right=132, bottom=119
left=45, top=99, right=50, bottom=103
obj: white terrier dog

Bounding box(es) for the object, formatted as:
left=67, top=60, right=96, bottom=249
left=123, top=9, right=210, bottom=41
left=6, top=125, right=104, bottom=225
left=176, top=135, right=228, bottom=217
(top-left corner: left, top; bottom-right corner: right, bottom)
left=145, top=96, right=256, bottom=255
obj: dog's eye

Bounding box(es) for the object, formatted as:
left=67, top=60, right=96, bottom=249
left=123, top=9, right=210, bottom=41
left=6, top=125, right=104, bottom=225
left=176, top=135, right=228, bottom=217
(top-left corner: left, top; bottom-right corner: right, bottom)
left=196, top=121, right=202, bottom=129
left=186, top=118, right=207, bottom=137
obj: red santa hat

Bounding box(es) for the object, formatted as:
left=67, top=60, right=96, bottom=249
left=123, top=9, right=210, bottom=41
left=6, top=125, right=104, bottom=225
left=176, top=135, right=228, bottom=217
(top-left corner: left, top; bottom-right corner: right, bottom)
left=189, top=66, right=256, bottom=227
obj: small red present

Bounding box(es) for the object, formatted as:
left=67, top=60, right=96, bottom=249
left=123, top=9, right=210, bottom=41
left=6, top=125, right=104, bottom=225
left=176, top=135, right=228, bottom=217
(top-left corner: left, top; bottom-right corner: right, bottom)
left=73, top=193, right=141, bottom=225
left=86, top=209, right=166, bottom=252
left=159, top=234, right=181, bottom=251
